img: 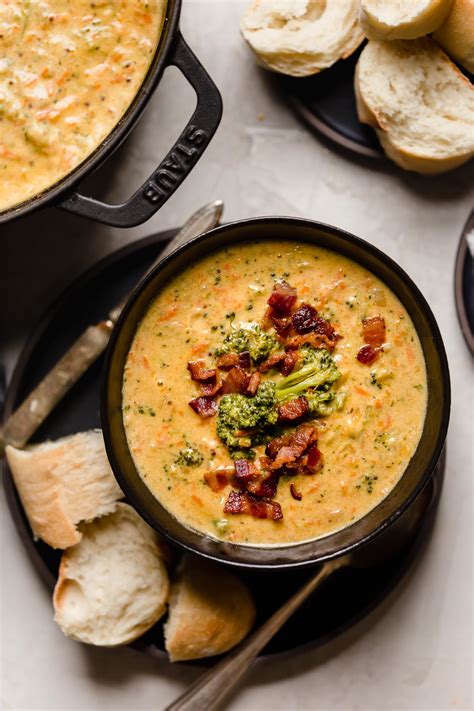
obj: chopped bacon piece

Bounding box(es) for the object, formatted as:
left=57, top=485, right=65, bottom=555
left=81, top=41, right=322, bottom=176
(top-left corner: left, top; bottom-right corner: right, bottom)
left=291, top=303, right=320, bottom=334
left=356, top=344, right=378, bottom=365
left=224, top=491, right=283, bottom=520
left=272, top=316, right=292, bottom=337
left=362, top=316, right=386, bottom=348
left=268, top=425, right=317, bottom=470
left=234, top=459, right=258, bottom=482
left=238, top=351, right=251, bottom=369
left=204, top=469, right=233, bottom=492
left=267, top=280, right=297, bottom=316
left=265, top=432, right=293, bottom=460
left=258, top=352, right=286, bottom=373
left=199, top=373, right=222, bottom=397
left=246, top=470, right=280, bottom=498
left=290, top=483, right=302, bottom=501
left=285, top=332, right=339, bottom=353
left=278, top=396, right=309, bottom=422
left=221, top=366, right=250, bottom=394
left=187, top=360, right=216, bottom=381
left=281, top=350, right=299, bottom=376
left=246, top=371, right=261, bottom=395
left=188, top=396, right=218, bottom=417
left=216, top=352, right=251, bottom=370
left=262, top=307, right=274, bottom=331
left=306, top=444, right=322, bottom=470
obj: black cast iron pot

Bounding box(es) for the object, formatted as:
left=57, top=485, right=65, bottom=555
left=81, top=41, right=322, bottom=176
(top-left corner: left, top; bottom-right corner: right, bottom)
left=0, top=0, right=222, bottom=228
left=102, top=217, right=450, bottom=568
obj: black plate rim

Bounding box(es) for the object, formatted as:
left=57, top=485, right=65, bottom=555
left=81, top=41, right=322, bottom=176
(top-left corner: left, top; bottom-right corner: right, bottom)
left=454, top=210, right=474, bottom=355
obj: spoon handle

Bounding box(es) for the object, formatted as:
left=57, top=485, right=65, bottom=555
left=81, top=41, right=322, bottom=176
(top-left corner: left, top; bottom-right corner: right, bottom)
left=165, top=558, right=347, bottom=711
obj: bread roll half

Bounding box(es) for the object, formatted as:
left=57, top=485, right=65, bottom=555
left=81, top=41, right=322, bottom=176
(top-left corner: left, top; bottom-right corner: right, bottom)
left=355, top=38, right=474, bottom=174
left=433, top=0, right=474, bottom=73
left=360, top=0, right=454, bottom=40
left=53, top=503, right=170, bottom=646
left=164, top=555, right=256, bottom=661
left=241, top=0, right=364, bottom=77
left=5, top=430, right=122, bottom=549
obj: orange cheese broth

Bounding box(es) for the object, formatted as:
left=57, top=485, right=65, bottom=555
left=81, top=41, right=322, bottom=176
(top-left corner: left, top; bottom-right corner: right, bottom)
left=123, top=241, right=427, bottom=546
left=0, top=0, right=166, bottom=211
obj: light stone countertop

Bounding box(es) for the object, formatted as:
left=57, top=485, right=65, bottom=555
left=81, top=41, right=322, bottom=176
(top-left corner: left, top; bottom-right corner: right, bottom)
left=1, top=2, right=473, bottom=710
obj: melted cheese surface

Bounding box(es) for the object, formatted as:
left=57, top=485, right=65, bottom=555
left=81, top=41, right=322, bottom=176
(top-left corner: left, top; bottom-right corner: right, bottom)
left=0, top=0, right=165, bottom=211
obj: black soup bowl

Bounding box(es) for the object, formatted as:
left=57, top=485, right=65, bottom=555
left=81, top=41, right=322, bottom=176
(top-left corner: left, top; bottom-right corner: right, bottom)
left=102, top=217, right=450, bottom=569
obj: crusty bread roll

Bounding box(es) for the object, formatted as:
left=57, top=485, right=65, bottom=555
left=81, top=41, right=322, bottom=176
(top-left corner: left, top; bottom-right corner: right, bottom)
left=360, top=0, right=454, bottom=40
left=241, top=0, right=364, bottom=77
left=164, top=555, right=256, bottom=661
left=53, top=503, right=170, bottom=646
left=355, top=38, right=474, bottom=174
left=433, top=0, right=474, bottom=73
left=5, top=430, right=122, bottom=549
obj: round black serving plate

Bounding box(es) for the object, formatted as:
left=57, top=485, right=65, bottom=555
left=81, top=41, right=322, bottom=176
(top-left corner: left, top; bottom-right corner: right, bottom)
left=3, top=228, right=445, bottom=662
left=274, top=46, right=383, bottom=160
left=454, top=210, right=474, bottom=355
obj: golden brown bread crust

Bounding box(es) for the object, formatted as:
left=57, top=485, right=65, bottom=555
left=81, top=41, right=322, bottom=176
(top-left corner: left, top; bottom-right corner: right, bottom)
left=360, top=0, right=454, bottom=40
left=433, top=0, right=474, bottom=73
left=164, top=555, right=256, bottom=661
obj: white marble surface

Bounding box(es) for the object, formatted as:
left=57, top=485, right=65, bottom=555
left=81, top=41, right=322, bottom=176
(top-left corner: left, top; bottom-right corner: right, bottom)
left=1, top=2, right=473, bottom=709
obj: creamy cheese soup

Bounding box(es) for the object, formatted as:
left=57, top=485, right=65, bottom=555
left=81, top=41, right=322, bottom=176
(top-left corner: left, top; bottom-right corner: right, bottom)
left=0, top=0, right=166, bottom=211
left=123, top=241, right=427, bottom=546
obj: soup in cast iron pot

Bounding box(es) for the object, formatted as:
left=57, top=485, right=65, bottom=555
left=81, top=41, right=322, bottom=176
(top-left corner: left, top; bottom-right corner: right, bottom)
left=0, top=0, right=166, bottom=211
left=123, top=241, right=427, bottom=546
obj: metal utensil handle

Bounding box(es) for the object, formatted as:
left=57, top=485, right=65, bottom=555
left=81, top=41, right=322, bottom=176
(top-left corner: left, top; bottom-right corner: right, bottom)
left=0, top=201, right=223, bottom=454
left=58, top=33, right=223, bottom=228
left=165, top=558, right=346, bottom=711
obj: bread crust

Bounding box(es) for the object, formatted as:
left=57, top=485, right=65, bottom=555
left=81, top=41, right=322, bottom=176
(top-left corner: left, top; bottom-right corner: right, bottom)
left=5, top=431, right=122, bottom=549
left=241, top=0, right=364, bottom=77
left=355, top=39, right=474, bottom=174
left=164, top=555, right=256, bottom=661
left=360, top=0, right=454, bottom=40
left=434, top=0, right=474, bottom=73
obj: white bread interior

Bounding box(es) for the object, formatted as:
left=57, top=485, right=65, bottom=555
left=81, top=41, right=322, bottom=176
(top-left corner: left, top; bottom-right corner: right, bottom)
left=433, top=0, right=474, bottom=73
left=164, top=554, right=256, bottom=661
left=241, top=0, right=364, bottom=77
left=360, top=0, right=454, bottom=40
left=355, top=38, right=474, bottom=174
left=53, top=503, right=170, bottom=646
left=5, top=430, right=123, bottom=549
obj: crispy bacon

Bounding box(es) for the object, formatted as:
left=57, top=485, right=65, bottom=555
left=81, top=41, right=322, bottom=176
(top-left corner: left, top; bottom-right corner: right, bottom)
left=362, top=316, right=386, bottom=348
left=188, top=396, right=218, bottom=417
left=221, top=366, right=250, bottom=394
left=267, top=280, right=297, bottom=316
left=187, top=360, right=216, bottom=381
left=272, top=316, right=292, bottom=337
left=291, top=304, right=320, bottom=334
left=278, top=396, right=309, bottom=422
left=306, top=444, right=322, bottom=470
left=216, top=352, right=251, bottom=370
left=224, top=491, right=283, bottom=520
left=246, top=371, right=261, bottom=395
left=285, top=332, right=338, bottom=353
left=234, top=459, right=258, bottom=483
left=267, top=425, right=317, bottom=470
left=246, top=470, right=280, bottom=498
left=290, top=483, right=302, bottom=501
left=258, top=352, right=286, bottom=373
left=281, top=350, right=299, bottom=376
left=199, top=373, right=222, bottom=397
left=356, top=344, right=378, bottom=365
left=204, top=469, right=233, bottom=492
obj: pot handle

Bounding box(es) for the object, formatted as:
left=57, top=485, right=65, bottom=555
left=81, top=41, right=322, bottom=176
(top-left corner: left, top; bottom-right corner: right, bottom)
left=57, top=33, right=222, bottom=228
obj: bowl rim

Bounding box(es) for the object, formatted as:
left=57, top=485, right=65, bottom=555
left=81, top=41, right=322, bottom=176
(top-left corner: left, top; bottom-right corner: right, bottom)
left=101, top=215, right=451, bottom=568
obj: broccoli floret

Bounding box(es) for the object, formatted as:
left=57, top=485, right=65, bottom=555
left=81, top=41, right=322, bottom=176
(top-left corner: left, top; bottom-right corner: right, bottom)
left=175, top=446, right=204, bottom=467
left=216, top=381, right=278, bottom=451
left=215, top=323, right=279, bottom=363
left=275, top=348, right=341, bottom=401
left=306, top=390, right=346, bottom=416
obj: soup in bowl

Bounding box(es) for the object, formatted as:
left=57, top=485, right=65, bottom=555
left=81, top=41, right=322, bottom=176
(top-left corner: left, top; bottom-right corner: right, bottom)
left=102, top=218, right=449, bottom=567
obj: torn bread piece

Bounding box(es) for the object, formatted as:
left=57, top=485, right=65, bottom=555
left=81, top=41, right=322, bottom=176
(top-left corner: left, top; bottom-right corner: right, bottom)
left=360, top=0, right=454, bottom=40
left=355, top=38, right=474, bottom=174
left=433, top=0, right=474, bottom=74
left=241, top=0, right=364, bottom=77
left=53, top=503, right=170, bottom=646
left=5, top=430, right=122, bottom=549
left=164, top=554, right=256, bottom=661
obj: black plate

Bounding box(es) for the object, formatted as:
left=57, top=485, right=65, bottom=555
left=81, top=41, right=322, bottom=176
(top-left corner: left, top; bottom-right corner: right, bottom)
left=3, top=229, right=444, bottom=662
left=454, top=210, right=474, bottom=354
left=275, top=46, right=383, bottom=159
